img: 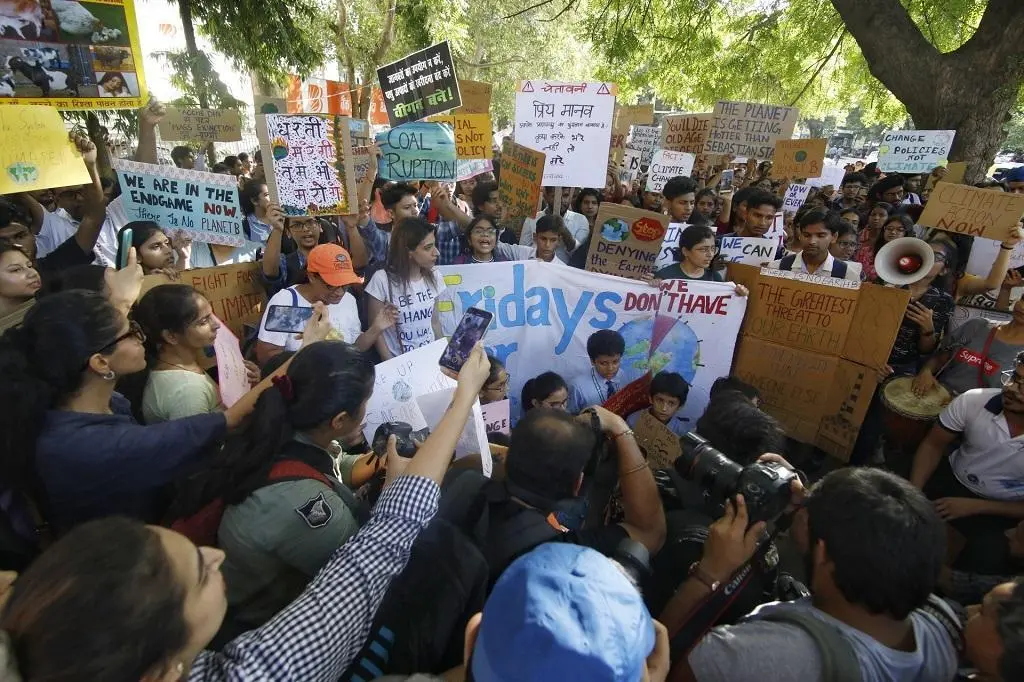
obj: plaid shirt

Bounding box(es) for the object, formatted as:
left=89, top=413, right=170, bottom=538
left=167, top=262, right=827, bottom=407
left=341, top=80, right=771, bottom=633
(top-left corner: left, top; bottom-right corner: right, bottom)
left=188, top=475, right=439, bottom=682
left=359, top=218, right=464, bottom=267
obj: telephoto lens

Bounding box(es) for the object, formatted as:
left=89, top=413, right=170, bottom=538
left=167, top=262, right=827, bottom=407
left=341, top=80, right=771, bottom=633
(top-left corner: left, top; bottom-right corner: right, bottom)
left=612, top=538, right=651, bottom=590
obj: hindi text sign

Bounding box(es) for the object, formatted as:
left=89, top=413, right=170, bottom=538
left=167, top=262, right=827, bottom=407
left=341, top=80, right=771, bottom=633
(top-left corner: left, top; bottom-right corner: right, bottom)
left=498, top=139, right=545, bottom=217
left=584, top=203, right=669, bottom=280
left=375, top=122, right=457, bottom=181
left=159, top=107, right=242, bottom=142
left=377, top=41, right=461, bottom=127
left=0, top=105, right=89, bottom=193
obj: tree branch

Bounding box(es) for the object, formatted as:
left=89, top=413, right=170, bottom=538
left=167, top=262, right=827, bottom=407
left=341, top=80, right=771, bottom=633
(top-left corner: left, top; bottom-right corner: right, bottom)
left=788, top=31, right=845, bottom=107
left=504, top=0, right=555, bottom=20
left=458, top=57, right=528, bottom=68
left=370, top=0, right=398, bottom=65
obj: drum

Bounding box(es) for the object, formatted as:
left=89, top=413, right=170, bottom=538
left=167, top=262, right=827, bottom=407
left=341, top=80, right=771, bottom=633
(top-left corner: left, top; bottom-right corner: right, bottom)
left=879, top=376, right=951, bottom=452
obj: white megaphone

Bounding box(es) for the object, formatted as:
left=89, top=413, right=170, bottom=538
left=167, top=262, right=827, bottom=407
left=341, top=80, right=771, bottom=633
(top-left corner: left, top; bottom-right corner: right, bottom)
left=875, top=237, right=935, bottom=285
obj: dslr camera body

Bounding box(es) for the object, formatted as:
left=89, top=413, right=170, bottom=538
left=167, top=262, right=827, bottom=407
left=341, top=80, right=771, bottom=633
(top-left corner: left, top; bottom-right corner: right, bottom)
left=674, top=432, right=798, bottom=526
left=372, top=422, right=430, bottom=459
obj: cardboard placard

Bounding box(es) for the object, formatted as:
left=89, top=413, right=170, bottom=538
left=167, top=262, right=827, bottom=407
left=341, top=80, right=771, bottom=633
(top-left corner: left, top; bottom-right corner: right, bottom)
left=918, top=183, right=1024, bottom=241
left=705, top=100, right=799, bottom=160
left=159, top=107, right=242, bottom=142
left=660, top=113, right=713, bottom=154
left=719, top=236, right=777, bottom=266
left=0, top=105, right=89, bottom=193
left=377, top=41, right=461, bottom=126
left=770, top=139, right=826, bottom=179
left=428, top=113, right=493, bottom=159
left=603, top=373, right=652, bottom=418
left=782, top=183, right=811, bottom=212
left=628, top=125, right=660, bottom=165
left=375, top=122, right=457, bottom=181
left=212, top=316, right=249, bottom=408
left=584, top=203, right=669, bottom=280
left=610, top=103, right=655, bottom=163
left=634, top=410, right=682, bottom=470
left=112, top=159, right=244, bottom=246
left=454, top=79, right=492, bottom=114
left=189, top=263, right=266, bottom=339
left=647, top=150, right=696, bottom=193
left=0, top=0, right=147, bottom=110
left=514, top=80, right=616, bottom=188
left=481, top=399, right=511, bottom=435
left=877, top=130, right=955, bottom=174
left=497, top=139, right=545, bottom=217
left=257, top=113, right=358, bottom=216
left=806, top=164, right=845, bottom=189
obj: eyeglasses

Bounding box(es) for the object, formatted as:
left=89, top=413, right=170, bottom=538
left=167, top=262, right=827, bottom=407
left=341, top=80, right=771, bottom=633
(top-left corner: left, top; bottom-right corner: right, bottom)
left=837, top=241, right=858, bottom=248
left=484, top=377, right=510, bottom=392
left=1001, top=370, right=1024, bottom=390
left=691, top=246, right=718, bottom=255
left=288, top=221, right=319, bottom=233
left=89, top=320, right=145, bottom=360
left=471, top=227, right=498, bottom=237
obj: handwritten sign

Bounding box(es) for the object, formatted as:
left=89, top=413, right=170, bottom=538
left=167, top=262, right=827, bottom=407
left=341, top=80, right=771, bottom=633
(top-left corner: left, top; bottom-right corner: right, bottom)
left=647, top=149, right=695, bottom=193
left=498, top=139, right=545, bottom=217
left=458, top=159, right=493, bottom=181
left=628, top=125, right=660, bottom=165
left=0, top=105, right=89, bottom=193
left=112, top=159, right=243, bottom=246
left=806, top=164, right=845, bottom=189
left=621, top=148, right=643, bottom=182
left=705, top=100, right=799, bottom=160
left=782, top=183, right=811, bottom=212
left=918, top=183, right=1024, bottom=241
left=481, top=399, right=510, bottom=435
left=429, top=113, right=492, bottom=159
left=375, top=122, right=457, bottom=181
left=878, top=130, right=955, bottom=174
left=454, top=79, right=492, bottom=115
left=189, top=263, right=266, bottom=339
left=159, top=107, right=242, bottom=142
left=634, top=410, right=681, bottom=470
left=514, top=80, right=616, bottom=187
left=771, top=139, right=826, bottom=179
left=584, top=203, right=669, bottom=280
left=377, top=41, right=461, bottom=127
left=352, top=146, right=374, bottom=200
left=610, top=104, right=655, bottom=163
left=348, top=119, right=372, bottom=147
left=719, top=236, right=777, bottom=266
left=257, top=114, right=357, bottom=216
left=661, top=113, right=712, bottom=154
left=212, top=317, right=249, bottom=407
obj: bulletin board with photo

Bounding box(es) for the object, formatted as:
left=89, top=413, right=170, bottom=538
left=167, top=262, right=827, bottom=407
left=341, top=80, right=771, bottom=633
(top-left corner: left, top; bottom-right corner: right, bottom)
left=0, top=0, right=146, bottom=109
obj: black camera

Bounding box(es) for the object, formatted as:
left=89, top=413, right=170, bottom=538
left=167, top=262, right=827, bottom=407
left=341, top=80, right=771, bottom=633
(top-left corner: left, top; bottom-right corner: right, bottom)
left=372, top=422, right=430, bottom=459
left=675, top=432, right=798, bottom=526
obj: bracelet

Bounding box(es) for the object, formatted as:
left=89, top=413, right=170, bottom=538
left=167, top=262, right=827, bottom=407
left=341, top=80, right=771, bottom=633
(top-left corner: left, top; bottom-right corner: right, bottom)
left=622, top=461, right=649, bottom=476
left=688, top=561, right=722, bottom=593
left=1001, top=244, right=1015, bottom=250
left=612, top=429, right=635, bottom=441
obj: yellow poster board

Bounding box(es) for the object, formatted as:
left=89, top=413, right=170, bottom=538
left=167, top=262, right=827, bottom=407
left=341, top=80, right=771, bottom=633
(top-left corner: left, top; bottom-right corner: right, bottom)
left=770, top=139, right=827, bottom=179
left=429, top=113, right=492, bottom=159
left=453, top=80, right=492, bottom=115
left=0, top=0, right=147, bottom=110
left=0, top=105, right=89, bottom=193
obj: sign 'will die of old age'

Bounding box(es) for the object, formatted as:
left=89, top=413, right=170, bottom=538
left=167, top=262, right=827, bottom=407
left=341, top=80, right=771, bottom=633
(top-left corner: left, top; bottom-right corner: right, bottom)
left=377, top=41, right=462, bottom=127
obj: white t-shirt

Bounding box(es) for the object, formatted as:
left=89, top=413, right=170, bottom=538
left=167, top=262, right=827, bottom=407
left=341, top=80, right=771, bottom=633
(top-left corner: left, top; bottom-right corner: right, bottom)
left=257, top=286, right=363, bottom=352
left=520, top=210, right=590, bottom=263
left=365, top=269, right=446, bottom=357
left=38, top=209, right=79, bottom=259
left=940, top=388, right=1024, bottom=500
left=94, top=197, right=128, bottom=267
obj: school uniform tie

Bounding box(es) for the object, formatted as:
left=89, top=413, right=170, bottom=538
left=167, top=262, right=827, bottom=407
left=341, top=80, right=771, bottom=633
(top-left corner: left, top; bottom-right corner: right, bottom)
left=606, top=380, right=615, bottom=401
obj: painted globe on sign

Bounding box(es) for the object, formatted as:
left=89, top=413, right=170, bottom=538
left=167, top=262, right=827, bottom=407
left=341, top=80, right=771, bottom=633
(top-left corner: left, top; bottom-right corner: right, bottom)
left=617, top=316, right=701, bottom=383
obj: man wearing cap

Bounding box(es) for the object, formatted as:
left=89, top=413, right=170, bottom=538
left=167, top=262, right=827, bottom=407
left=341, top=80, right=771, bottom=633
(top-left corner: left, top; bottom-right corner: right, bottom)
left=255, top=243, right=397, bottom=364
left=1005, top=166, right=1024, bottom=194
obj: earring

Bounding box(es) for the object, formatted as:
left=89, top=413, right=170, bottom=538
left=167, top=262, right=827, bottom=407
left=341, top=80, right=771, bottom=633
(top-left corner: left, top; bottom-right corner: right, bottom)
left=174, top=662, right=184, bottom=678
left=102, top=370, right=116, bottom=381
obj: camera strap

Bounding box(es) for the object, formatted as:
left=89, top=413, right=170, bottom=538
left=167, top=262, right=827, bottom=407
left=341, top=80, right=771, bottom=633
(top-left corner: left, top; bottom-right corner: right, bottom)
left=668, top=522, right=786, bottom=660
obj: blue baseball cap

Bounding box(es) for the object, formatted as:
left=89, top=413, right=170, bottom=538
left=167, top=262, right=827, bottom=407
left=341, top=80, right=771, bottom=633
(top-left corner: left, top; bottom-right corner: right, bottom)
left=471, top=543, right=655, bottom=681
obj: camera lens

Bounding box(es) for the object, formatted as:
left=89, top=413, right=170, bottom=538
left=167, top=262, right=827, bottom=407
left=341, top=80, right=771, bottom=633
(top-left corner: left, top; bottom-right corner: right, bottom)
left=676, top=432, right=743, bottom=504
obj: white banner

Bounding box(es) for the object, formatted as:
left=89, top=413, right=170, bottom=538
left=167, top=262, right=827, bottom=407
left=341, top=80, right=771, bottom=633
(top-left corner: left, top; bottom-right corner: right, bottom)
left=437, top=261, right=746, bottom=427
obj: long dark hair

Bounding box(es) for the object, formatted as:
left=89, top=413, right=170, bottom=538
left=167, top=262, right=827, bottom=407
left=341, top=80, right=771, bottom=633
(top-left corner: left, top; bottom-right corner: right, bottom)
left=115, top=221, right=164, bottom=271
left=386, top=216, right=437, bottom=287
left=169, top=341, right=375, bottom=517
left=927, top=239, right=959, bottom=294
left=133, top=284, right=203, bottom=361
left=873, top=214, right=914, bottom=255
left=521, top=371, right=568, bottom=410
left=240, top=179, right=266, bottom=217
left=0, top=290, right=122, bottom=506
left=0, top=517, right=189, bottom=682
left=573, top=188, right=601, bottom=215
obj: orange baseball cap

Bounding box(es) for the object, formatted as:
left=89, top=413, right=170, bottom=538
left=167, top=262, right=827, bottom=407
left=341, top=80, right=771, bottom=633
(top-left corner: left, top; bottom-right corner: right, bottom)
left=306, top=244, right=363, bottom=287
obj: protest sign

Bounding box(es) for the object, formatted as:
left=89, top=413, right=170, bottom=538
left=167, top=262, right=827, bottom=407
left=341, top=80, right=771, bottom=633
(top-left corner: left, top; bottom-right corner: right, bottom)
left=112, top=159, right=243, bottom=246
left=782, top=183, right=811, bottom=212
left=765, top=212, right=785, bottom=247
left=647, top=150, right=696, bottom=193
left=417, top=387, right=490, bottom=465
left=458, top=159, right=493, bottom=181
left=348, top=118, right=372, bottom=147
left=622, top=148, right=643, bottom=181
left=877, top=130, right=955, bottom=174
left=352, top=146, right=374, bottom=201
left=454, top=79, right=492, bottom=114
left=705, top=100, right=799, bottom=160
left=256, top=114, right=358, bottom=216
left=498, top=139, right=545, bottom=217
left=729, top=264, right=909, bottom=460
left=584, top=203, right=669, bottom=280
left=661, top=113, right=712, bottom=154
left=481, top=399, right=511, bottom=435
left=0, top=0, right=146, bottom=110
left=0, top=105, right=89, bottom=193
left=634, top=410, right=681, bottom=469
left=771, top=139, right=826, bottom=179
left=514, top=80, right=616, bottom=187
left=159, top=108, right=242, bottom=142
left=437, top=261, right=746, bottom=425
left=966, top=237, right=1024, bottom=277
left=654, top=223, right=687, bottom=270
left=189, top=263, right=266, bottom=339
left=610, top=103, right=655, bottom=163
left=375, top=122, right=457, bottom=181
left=429, top=113, right=493, bottom=159
left=212, top=318, right=249, bottom=408
left=628, top=125, right=660, bottom=165
left=806, top=164, right=845, bottom=189
left=253, top=94, right=287, bottom=115
left=719, top=236, right=778, bottom=266
left=944, top=161, right=967, bottom=185
left=377, top=41, right=461, bottom=126
left=918, top=183, right=1024, bottom=241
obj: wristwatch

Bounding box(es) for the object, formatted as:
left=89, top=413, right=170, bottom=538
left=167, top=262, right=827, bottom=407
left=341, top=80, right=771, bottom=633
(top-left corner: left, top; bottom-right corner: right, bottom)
left=688, top=561, right=722, bottom=592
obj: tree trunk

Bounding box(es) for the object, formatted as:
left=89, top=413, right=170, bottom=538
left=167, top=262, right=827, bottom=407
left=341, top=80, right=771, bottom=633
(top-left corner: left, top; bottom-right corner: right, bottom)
left=831, top=0, right=1024, bottom=183
left=177, top=0, right=215, bottom=165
